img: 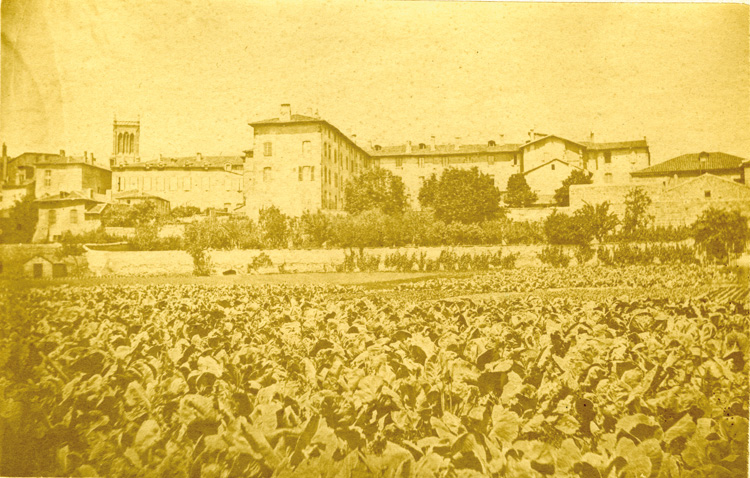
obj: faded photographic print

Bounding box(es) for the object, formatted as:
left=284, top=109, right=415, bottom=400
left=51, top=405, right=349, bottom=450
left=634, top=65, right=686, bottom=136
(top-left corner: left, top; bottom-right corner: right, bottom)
left=1, top=1, right=748, bottom=477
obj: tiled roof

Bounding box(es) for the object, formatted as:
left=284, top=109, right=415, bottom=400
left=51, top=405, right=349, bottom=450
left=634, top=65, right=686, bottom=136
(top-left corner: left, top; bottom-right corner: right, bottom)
left=35, top=191, right=103, bottom=203
left=115, top=155, right=244, bottom=170
left=250, top=114, right=320, bottom=125
left=522, top=159, right=583, bottom=176
left=582, top=140, right=648, bottom=150
left=521, top=135, right=587, bottom=149
left=86, top=203, right=108, bottom=214
left=367, top=143, right=521, bottom=157
left=35, top=156, right=110, bottom=170
left=632, top=152, right=746, bottom=176
left=114, top=189, right=169, bottom=201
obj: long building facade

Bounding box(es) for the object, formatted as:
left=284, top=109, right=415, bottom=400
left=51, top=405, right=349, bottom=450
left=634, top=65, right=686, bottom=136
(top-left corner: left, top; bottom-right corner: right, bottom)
left=243, top=104, right=651, bottom=213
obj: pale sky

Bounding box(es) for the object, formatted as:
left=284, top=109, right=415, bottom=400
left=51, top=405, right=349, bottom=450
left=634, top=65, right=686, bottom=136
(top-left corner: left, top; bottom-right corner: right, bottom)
left=1, top=0, right=748, bottom=164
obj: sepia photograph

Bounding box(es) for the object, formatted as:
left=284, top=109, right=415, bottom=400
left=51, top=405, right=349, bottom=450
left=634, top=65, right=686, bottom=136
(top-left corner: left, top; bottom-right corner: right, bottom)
left=1, top=0, right=749, bottom=476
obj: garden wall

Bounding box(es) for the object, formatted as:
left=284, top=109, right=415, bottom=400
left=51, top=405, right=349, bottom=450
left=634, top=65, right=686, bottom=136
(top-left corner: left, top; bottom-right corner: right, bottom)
left=86, top=245, right=560, bottom=276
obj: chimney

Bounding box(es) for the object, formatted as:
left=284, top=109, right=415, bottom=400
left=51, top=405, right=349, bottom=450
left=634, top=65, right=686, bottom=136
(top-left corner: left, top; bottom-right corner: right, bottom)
left=368, top=140, right=373, bottom=150
left=590, top=132, right=595, bottom=143
left=528, top=129, right=534, bottom=142
left=430, top=136, right=436, bottom=151
left=499, top=134, right=505, bottom=144
left=406, top=141, right=412, bottom=154
left=305, top=107, right=313, bottom=117
left=280, top=104, right=292, bottom=122
left=91, top=153, right=95, bottom=165
left=197, top=152, right=203, bottom=161
left=455, top=137, right=461, bottom=151
left=84, top=151, right=88, bottom=162
left=59, top=149, right=65, bottom=158
left=351, top=134, right=357, bottom=144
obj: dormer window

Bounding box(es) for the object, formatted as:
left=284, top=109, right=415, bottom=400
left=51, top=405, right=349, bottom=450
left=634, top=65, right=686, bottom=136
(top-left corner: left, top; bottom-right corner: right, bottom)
left=225, top=163, right=231, bottom=171
left=419, top=143, right=426, bottom=150
left=488, top=140, right=496, bottom=147
left=373, top=145, right=382, bottom=151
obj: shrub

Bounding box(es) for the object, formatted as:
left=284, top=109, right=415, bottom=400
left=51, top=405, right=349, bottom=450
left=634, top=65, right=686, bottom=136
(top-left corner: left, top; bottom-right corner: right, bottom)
left=170, top=205, right=202, bottom=218
left=554, top=169, right=593, bottom=207
left=247, top=252, right=273, bottom=272
left=259, top=206, right=289, bottom=248
left=344, top=168, right=408, bottom=215
left=574, top=202, right=619, bottom=242
left=537, top=246, right=571, bottom=268
left=574, top=245, right=595, bottom=265
left=544, top=210, right=592, bottom=245
left=338, top=250, right=381, bottom=272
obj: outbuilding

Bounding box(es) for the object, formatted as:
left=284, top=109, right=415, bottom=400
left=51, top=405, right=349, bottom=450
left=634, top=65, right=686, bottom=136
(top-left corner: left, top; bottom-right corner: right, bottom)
left=23, top=255, right=68, bottom=278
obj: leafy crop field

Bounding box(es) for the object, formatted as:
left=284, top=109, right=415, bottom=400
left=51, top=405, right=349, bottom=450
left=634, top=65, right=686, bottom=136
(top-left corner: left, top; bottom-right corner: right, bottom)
left=1, top=267, right=748, bottom=477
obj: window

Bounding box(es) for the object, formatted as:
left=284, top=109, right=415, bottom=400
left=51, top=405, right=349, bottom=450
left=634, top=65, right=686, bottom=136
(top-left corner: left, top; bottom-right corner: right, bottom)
left=263, top=142, right=273, bottom=156
left=396, top=158, right=403, bottom=168
left=604, top=151, right=612, bottom=164
left=183, top=178, right=190, bottom=191
left=418, top=157, right=425, bottom=168
left=310, top=166, right=315, bottom=181
left=70, top=209, right=78, bottom=224
left=513, top=156, right=518, bottom=167
left=145, top=177, right=152, bottom=191
left=263, top=167, right=271, bottom=182
left=419, top=143, right=426, bottom=150
left=334, top=173, right=338, bottom=188
left=202, top=177, right=209, bottom=191
left=488, top=156, right=495, bottom=166
left=551, top=164, right=555, bottom=171
left=44, top=170, right=51, bottom=187
left=170, top=178, right=177, bottom=191
left=704, top=190, right=711, bottom=198
left=299, top=167, right=304, bottom=181
left=604, top=173, right=613, bottom=184
left=302, top=141, right=311, bottom=157
left=49, top=209, right=56, bottom=225
left=156, top=177, right=164, bottom=191
left=117, top=177, right=122, bottom=191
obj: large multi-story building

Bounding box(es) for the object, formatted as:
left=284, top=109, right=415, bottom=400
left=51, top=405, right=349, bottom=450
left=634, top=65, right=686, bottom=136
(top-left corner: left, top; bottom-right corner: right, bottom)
left=243, top=105, right=651, bottom=213
left=112, top=154, right=245, bottom=211
left=245, top=104, right=371, bottom=217
left=366, top=131, right=649, bottom=206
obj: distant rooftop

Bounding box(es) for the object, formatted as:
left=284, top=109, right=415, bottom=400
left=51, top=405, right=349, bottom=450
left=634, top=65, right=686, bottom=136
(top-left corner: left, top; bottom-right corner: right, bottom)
left=114, top=155, right=243, bottom=170
left=632, top=152, right=746, bottom=176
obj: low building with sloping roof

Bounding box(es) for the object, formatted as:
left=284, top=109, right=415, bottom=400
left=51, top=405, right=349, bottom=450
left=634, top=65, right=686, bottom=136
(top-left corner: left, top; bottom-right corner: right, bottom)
left=113, top=189, right=170, bottom=214
left=522, top=159, right=586, bottom=204
left=33, top=191, right=108, bottom=242
left=631, top=151, right=746, bottom=186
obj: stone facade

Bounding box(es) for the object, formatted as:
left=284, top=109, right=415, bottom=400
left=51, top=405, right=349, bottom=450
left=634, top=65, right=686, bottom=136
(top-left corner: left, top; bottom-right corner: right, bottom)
left=245, top=105, right=370, bottom=217
left=33, top=194, right=105, bottom=242
left=523, top=159, right=585, bottom=204
left=35, top=154, right=111, bottom=198
left=112, top=155, right=245, bottom=211
left=570, top=174, right=750, bottom=227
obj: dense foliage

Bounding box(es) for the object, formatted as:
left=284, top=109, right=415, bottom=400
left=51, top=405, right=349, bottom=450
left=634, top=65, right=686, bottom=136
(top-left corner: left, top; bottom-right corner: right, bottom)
left=691, top=208, right=749, bottom=264
left=344, top=169, right=408, bottom=216
left=420, top=168, right=504, bottom=224
left=622, top=188, right=654, bottom=238
left=0, top=195, right=38, bottom=243
left=1, top=276, right=746, bottom=477
left=554, top=170, right=593, bottom=207
left=101, top=202, right=165, bottom=228
left=504, top=174, right=537, bottom=208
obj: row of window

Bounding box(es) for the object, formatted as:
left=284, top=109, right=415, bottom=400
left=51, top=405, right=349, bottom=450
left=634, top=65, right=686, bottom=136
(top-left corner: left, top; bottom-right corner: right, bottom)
left=48, top=209, right=86, bottom=225
left=390, top=156, right=518, bottom=168
left=116, top=175, right=243, bottom=192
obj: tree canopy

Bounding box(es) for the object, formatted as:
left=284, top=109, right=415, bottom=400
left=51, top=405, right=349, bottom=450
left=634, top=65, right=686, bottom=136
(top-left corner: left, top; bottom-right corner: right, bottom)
left=554, top=169, right=593, bottom=207
left=692, top=208, right=748, bottom=263
left=504, top=173, right=537, bottom=208
left=344, top=168, right=408, bottom=216
left=0, top=196, right=38, bottom=243
left=419, top=167, right=504, bottom=224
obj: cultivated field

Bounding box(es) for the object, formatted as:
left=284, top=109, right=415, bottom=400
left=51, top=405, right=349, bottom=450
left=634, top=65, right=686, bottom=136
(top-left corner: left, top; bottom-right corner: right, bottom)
left=1, top=265, right=747, bottom=477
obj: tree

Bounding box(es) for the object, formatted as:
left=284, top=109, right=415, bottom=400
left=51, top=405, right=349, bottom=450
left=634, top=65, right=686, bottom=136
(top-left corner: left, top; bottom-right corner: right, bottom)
left=504, top=173, right=538, bottom=208
left=692, top=208, right=749, bottom=264
left=574, top=201, right=619, bottom=242
left=622, top=187, right=653, bottom=237
left=0, top=196, right=38, bottom=243
left=344, top=168, right=408, bottom=216
left=420, top=167, right=504, bottom=224
left=258, top=205, right=289, bottom=248
left=554, top=169, right=593, bottom=207
left=417, top=174, right=439, bottom=210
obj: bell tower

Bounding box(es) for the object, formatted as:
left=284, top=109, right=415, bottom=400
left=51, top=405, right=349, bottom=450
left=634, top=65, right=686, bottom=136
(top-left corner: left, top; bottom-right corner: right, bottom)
left=111, top=117, right=140, bottom=167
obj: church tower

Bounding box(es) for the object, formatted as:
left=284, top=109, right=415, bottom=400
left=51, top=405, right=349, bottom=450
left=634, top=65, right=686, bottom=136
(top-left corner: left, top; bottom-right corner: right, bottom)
left=111, top=118, right=140, bottom=167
